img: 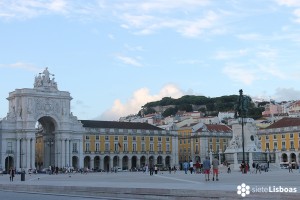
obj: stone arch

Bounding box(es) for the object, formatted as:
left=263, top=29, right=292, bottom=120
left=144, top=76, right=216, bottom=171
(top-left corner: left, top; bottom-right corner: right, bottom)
left=94, top=156, right=100, bottom=170
left=104, top=156, right=110, bottom=172
left=113, top=156, right=120, bottom=167
left=72, top=156, right=79, bottom=170
left=290, top=153, right=296, bottom=162
left=149, top=156, right=155, bottom=167
left=281, top=153, right=288, bottom=162
left=165, top=156, right=171, bottom=167
left=131, top=156, right=137, bottom=169
left=84, top=156, right=91, bottom=169
left=35, top=116, right=58, bottom=169
left=122, top=156, right=129, bottom=170
left=5, top=156, right=14, bottom=171
left=140, top=155, right=146, bottom=167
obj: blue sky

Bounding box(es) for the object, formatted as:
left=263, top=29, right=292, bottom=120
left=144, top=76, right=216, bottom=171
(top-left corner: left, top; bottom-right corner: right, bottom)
left=1, top=0, right=300, bottom=121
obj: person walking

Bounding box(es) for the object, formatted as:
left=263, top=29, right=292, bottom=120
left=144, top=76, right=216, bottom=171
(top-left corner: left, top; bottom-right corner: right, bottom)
left=256, top=163, right=261, bottom=174
left=9, top=167, right=15, bottom=182
left=203, top=156, right=211, bottom=181
left=252, top=162, right=256, bottom=174
left=189, top=160, right=194, bottom=174
left=183, top=161, right=189, bottom=174
left=288, top=162, right=293, bottom=173
left=211, top=156, right=219, bottom=181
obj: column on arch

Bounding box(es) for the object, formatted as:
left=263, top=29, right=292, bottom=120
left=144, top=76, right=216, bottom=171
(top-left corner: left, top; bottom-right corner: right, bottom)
left=31, top=138, right=36, bottom=169
left=79, top=139, right=83, bottom=168
left=16, top=138, right=20, bottom=171
left=61, top=138, right=65, bottom=168
left=66, top=139, right=70, bottom=167
left=26, top=138, right=30, bottom=169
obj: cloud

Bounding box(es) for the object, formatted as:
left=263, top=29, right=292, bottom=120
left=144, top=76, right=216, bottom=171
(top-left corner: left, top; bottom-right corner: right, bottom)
left=276, top=0, right=300, bottom=23
left=214, top=49, right=249, bottom=60
left=115, top=54, right=142, bottom=67
left=0, top=62, right=41, bottom=72
left=222, top=64, right=257, bottom=85
left=273, top=87, right=300, bottom=101
left=98, top=84, right=184, bottom=120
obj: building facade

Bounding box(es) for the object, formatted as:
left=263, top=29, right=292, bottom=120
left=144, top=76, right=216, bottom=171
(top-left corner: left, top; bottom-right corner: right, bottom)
left=0, top=68, right=177, bottom=172
left=178, top=122, right=232, bottom=165
left=258, top=117, right=300, bottom=165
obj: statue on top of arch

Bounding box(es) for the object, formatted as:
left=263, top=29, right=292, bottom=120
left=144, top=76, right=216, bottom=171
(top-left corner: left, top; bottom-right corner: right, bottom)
left=34, top=67, right=58, bottom=90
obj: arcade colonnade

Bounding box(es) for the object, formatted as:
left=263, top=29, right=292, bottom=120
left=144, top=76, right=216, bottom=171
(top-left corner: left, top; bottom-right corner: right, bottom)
left=81, top=154, right=172, bottom=171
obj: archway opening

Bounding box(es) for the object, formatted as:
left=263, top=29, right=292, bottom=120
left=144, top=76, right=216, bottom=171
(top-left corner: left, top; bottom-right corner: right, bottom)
left=35, top=116, right=57, bottom=170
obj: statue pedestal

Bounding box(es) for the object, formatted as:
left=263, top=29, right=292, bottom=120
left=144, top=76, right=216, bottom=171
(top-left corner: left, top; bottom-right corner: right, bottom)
left=224, top=118, right=262, bottom=170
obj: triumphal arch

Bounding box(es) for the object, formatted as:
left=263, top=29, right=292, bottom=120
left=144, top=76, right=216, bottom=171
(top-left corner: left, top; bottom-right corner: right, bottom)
left=0, top=68, right=84, bottom=172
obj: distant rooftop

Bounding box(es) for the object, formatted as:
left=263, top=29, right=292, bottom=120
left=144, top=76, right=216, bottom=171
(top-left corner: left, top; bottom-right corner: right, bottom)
left=79, top=120, right=163, bottom=130
left=264, top=117, right=300, bottom=129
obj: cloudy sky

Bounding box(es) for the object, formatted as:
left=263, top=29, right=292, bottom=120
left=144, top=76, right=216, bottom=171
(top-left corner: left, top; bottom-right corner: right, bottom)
left=1, top=0, right=300, bottom=120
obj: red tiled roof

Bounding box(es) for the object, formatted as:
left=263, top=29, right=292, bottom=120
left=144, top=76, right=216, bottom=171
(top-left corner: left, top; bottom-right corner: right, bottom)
left=205, top=124, right=232, bottom=132
left=195, top=124, right=231, bottom=132
left=265, top=117, right=300, bottom=129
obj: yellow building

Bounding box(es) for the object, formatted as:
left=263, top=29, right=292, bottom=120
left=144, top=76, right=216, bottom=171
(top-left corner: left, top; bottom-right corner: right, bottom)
left=178, top=122, right=232, bottom=165
left=80, top=120, right=177, bottom=171
left=258, top=117, right=300, bottom=165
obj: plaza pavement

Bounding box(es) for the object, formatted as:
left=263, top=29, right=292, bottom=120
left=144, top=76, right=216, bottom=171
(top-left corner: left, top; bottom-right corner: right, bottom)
left=0, top=165, right=299, bottom=199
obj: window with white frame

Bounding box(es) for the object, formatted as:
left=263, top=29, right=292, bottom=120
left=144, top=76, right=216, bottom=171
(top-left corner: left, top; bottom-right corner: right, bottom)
left=72, top=143, right=78, bottom=152
left=158, top=137, right=162, bottom=142
left=274, top=142, right=277, bottom=149
left=266, top=135, right=269, bottom=140
left=85, top=143, right=90, bottom=151
left=290, top=141, right=294, bottom=149
left=85, top=135, right=90, bottom=140
left=158, top=143, right=162, bottom=151
left=216, top=144, right=220, bottom=151
left=132, top=143, right=137, bottom=151
left=123, top=143, right=128, bottom=151
left=114, top=143, right=119, bottom=151
left=105, top=136, right=109, bottom=140
left=96, top=135, right=99, bottom=140
left=290, top=133, right=294, bottom=138
left=150, top=143, right=154, bottom=151
left=150, top=137, right=153, bottom=141
left=282, top=134, right=285, bottom=139
left=132, top=136, right=136, bottom=141
left=166, top=143, right=170, bottom=152
left=115, top=136, right=118, bottom=141
left=195, top=145, right=199, bottom=153
left=124, top=136, right=127, bottom=141
left=95, top=143, right=100, bottom=152
left=166, top=137, right=170, bottom=142
left=273, top=135, right=277, bottom=140
left=282, top=141, right=286, bottom=149
left=142, top=143, right=145, bottom=151
left=105, top=143, right=109, bottom=151
left=266, top=143, right=269, bottom=149
left=141, top=136, right=145, bottom=141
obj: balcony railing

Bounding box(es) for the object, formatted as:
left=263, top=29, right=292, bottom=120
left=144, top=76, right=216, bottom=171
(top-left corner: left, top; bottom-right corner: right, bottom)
left=281, top=148, right=286, bottom=151
left=72, top=150, right=78, bottom=153
left=123, top=151, right=129, bottom=154
left=157, top=151, right=163, bottom=154
left=114, top=151, right=119, bottom=154
left=85, top=151, right=91, bottom=154
left=290, top=148, right=295, bottom=151
left=166, top=151, right=171, bottom=154
left=149, top=151, right=154, bottom=154
left=104, top=150, right=110, bottom=154
left=141, top=151, right=146, bottom=154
